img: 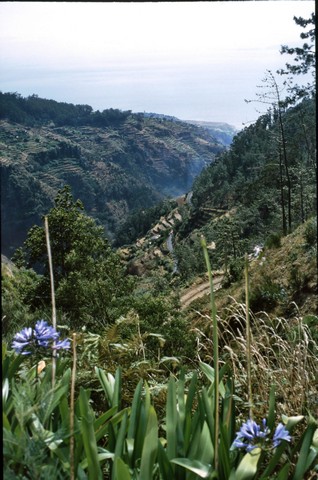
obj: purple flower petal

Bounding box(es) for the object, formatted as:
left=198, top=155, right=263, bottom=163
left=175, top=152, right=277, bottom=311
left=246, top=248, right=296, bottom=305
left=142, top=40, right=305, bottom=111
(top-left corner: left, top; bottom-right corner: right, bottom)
left=273, top=423, right=291, bottom=448
left=52, top=339, right=71, bottom=350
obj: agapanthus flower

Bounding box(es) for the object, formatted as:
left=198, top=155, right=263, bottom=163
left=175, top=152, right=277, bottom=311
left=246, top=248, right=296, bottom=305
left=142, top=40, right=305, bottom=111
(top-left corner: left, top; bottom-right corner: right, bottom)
left=11, top=327, right=33, bottom=355
left=273, top=423, right=291, bottom=448
left=11, top=320, right=70, bottom=356
left=34, top=320, right=60, bottom=346
left=52, top=339, right=71, bottom=350
left=232, top=418, right=292, bottom=453
left=232, top=418, right=269, bottom=452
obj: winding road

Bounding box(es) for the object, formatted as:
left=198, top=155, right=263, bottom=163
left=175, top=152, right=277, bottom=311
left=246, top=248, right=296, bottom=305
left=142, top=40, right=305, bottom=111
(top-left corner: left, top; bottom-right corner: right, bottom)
left=180, top=275, right=223, bottom=309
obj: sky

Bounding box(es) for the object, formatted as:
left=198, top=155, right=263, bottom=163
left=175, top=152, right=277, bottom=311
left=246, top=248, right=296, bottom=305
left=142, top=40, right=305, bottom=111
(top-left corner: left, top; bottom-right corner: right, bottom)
left=0, top=1, right=315, bottom=129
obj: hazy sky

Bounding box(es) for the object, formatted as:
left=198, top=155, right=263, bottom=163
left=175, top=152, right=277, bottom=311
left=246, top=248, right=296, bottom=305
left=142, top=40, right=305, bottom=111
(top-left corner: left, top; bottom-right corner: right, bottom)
left=0, top=1, right=315, bottom=129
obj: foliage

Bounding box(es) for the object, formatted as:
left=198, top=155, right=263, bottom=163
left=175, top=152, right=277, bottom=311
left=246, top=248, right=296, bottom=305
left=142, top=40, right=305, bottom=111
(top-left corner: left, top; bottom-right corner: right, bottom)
left=115, top=198, right=178, bottom=247
left=277, top=12, right=316, bottom=104
left=13, top=186, right=134, bottom=330
left=0, top=91, right=130, bottom=127
left=303, top=215, right=317, bottom=247
left=175, top=94, right=316, bottom=283
left=1, top=265, right=41, bottom=339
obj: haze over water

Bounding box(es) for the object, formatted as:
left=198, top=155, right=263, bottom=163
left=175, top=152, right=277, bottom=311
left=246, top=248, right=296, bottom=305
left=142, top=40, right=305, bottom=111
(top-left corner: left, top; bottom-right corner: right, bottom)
left=0, top=1, right=314, bottom=129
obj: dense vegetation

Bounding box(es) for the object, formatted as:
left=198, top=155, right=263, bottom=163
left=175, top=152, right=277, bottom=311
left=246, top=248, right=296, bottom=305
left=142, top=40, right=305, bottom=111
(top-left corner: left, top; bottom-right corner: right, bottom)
left=171, top=94, right=316, bottom=282
left=2, top=12, right=317, bottom=480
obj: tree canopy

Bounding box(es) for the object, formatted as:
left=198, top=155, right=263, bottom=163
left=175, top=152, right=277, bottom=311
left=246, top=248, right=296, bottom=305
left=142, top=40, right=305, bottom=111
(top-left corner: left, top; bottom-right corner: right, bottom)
left=14, top=186, right=134, bottom=329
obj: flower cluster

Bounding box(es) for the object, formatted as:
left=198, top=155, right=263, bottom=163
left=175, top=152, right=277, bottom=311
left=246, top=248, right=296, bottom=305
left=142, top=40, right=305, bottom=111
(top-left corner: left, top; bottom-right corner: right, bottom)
left=12, top=320, right=70, bottom=356
left=232, top=418, right=291, bottom=453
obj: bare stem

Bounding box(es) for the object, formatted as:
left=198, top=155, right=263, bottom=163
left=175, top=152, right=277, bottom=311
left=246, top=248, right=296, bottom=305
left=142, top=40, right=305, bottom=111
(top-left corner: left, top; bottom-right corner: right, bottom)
left=45, top=216, right=57, bottom=387
left=70, top=333, right=77, bottom=480
left=201, top=236, right=219, bottom=471
left=245, top=254, right=253, bottom=419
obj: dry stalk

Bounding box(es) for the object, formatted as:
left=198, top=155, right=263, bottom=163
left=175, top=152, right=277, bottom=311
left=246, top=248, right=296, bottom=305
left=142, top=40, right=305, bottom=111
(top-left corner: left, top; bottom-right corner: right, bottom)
left=45, top=216, right=57, bottom=387
left=70, top=333, right=77, bottom=480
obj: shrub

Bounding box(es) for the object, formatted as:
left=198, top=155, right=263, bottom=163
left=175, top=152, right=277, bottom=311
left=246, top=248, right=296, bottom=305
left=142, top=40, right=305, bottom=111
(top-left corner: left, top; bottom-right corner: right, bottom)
left=304, top=216, right=317, bottom=247
left=249, top=279, right=287, bottom=312
left=265, top=231, right=282, bottom=249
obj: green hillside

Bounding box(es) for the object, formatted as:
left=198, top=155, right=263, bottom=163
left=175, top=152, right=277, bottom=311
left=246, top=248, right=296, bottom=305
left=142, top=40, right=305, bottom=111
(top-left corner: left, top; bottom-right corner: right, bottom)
left=0, top=92, right=226, bottom=255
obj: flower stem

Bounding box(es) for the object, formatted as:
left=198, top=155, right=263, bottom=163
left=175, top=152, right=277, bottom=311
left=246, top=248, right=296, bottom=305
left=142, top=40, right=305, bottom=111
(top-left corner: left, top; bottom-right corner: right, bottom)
left=70, top=333, right=77, bottom=480
left=45, top=216, right=57, bottom=387
left=201, top=236, right=219, bottom=471
left=245, top=254, right=253, bottom=419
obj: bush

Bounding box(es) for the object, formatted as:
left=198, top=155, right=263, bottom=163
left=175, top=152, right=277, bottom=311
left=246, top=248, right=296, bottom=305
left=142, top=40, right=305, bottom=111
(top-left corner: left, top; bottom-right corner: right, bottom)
left=304, top=216, right=317, bottom=247
left=265, top=231, right=282, bottom=249
left=249, top=279, right=287, bottom=312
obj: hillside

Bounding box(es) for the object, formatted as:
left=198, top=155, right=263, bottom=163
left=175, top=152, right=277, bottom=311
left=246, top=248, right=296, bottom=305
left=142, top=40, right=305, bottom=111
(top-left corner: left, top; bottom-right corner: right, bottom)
left=116, top=96, right=316, bottom=320
left=184, top=120, right=238, bottom=146
left=0, top=92, right=226, bottom=256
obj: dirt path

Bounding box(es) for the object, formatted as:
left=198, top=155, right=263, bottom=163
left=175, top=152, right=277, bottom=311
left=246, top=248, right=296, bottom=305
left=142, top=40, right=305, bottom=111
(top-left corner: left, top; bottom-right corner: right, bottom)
left=180, top=274, right=223, bottom=309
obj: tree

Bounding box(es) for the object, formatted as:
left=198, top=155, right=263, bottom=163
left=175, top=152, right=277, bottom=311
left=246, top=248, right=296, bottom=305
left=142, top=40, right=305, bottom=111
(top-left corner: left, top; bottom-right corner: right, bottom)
left=15, top=185, right=134, bottom=329
left=277, top=13, right=316, bottom=104
left=245, top=70, right=292, bottom=235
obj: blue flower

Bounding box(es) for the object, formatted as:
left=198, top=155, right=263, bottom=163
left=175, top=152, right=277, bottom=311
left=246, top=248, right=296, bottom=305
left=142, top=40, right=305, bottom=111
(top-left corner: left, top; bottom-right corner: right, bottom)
left=232, top=418, right=292, bottom=453
left=273, top=423, right=291, bottom=448
left=52, top=339, right=71, bottom=350
left=34, top=320, right=59, bottom=346
left=232, top=418, right=270, bottom=452
left=11, top=320, right=70, bottom=356
left=11, top=327, right=33, bottom=355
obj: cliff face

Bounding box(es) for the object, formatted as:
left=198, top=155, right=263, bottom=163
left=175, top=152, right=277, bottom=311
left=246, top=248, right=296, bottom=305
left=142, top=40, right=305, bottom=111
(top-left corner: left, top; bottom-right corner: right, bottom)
left=1, top=115, right=225, bottom=255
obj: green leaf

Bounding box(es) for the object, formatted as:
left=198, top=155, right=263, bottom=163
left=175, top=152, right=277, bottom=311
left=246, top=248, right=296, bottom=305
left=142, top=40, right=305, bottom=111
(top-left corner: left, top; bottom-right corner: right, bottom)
left=281, top=414, right=304, bottom=429
left=166, top=377, right=177, bottom=461
left=267, top=384, right=276, bottom=431
left=293, top=423, right=317, bottom=480
left=199, top=362, right=226, bottom=398
left=95, top=367, right=115, bottom=407
left=171, top=458, right=213, bottom=478
left=235, top=447, right=261, bottom=480
left=139, top=405, right=158, bottom=480
left=115, top=457, right=131, bottom=480
left=2, top=378, right=9, bottom=404
left=259, top=441, right=289, bottom=479
left=79, top=388, right=103, bottom=480
left=276, top=463, right=290, bottom=480
left=312, top=428, right=318, bottom=448
left=94, top=406, right=118, bottom=442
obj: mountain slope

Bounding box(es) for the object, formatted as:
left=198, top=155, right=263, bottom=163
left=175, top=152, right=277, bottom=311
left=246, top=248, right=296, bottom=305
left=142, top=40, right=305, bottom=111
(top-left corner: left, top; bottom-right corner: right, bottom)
left=0, top=93, right=225, bottom=255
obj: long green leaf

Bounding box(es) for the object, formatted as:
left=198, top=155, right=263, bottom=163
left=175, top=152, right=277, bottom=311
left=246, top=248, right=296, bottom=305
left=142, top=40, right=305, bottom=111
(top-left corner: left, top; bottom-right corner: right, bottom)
left=139, top=405, right=158, bottom=480
left=113, top=367, right=122, bottom=409
left=157, top=441, right=174, bottom=480
left=79, top=388, right=103, bottom=480
left=276, top=463, right=291, bottom=480
left=293, top=423, right=317, bottom=480
left=267, top=384, right=276, bottom=431
left=235, top=447, right=261, bottom=480
left=94, top=406, right=118, bottom=442
left=171, top=458, right=213, bottom=478
left=258, top=441, right=287, bottom=479
left=199, top=362, right=226, bottom=398
left=115, top=457, right=131, bottom=480
left=112, top=412, right=128, bottom=480
left=95, top=367, right=115, bottom=407
left=166, top=377, right=177, bottom=461
left=127, top=380, right=143, bottom=439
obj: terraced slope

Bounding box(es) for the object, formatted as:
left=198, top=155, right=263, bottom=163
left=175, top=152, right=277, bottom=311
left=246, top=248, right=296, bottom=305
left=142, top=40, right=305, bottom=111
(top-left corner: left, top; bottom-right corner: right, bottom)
left=1, top=115, right=225, bottom=255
